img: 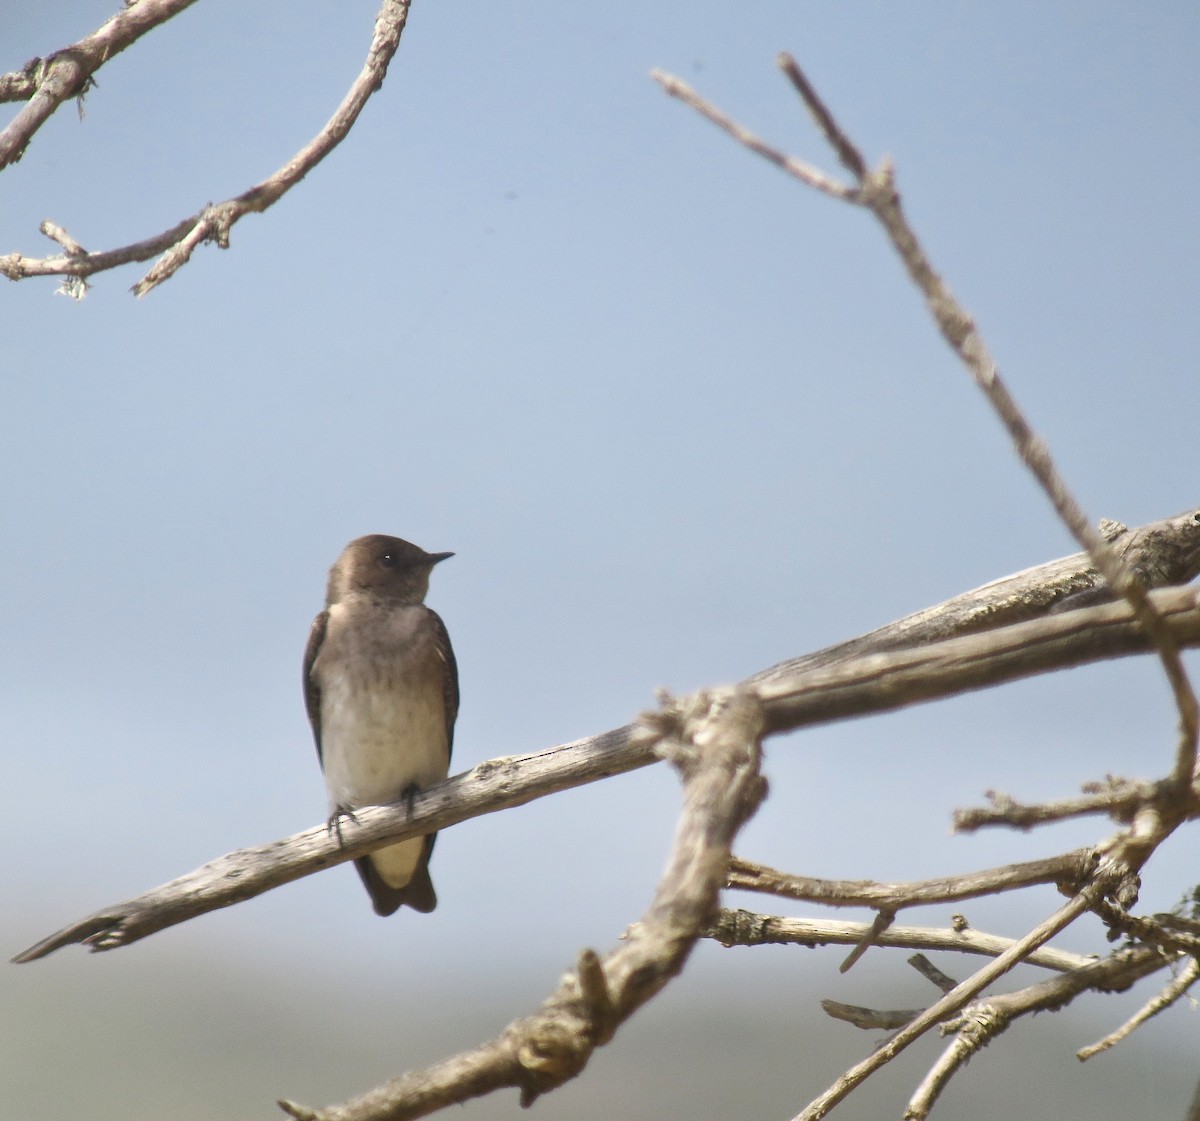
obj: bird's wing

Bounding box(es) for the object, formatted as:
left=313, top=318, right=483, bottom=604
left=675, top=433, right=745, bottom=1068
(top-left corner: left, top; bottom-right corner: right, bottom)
left=427, top=607, right=459, bottom=761
left=302, top=610, right=329, bottom=766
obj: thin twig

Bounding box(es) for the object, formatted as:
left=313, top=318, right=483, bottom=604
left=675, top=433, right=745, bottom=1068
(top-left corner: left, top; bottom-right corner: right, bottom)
left=908, top=954, right=958, bottom=994
left=727, top=850, right=1097, bottom=909
left=0, top=0, right=202, bottom=168
left=821, top=1001, right=918, bottom=1031
left=793, top=888, right=1099, bottom=1120
left=650, top=70, right=857, bottom=202
left=906, top=943, right=1172, bottom=1119
left=839, top=907, right=895, bottom=972
left=1090, top=898, right=1200, bottom=957
left=775, top=53, right=867, bottom=181
left=953, top=781, right=1166, bottom=833
left=1077, top=956, right=1200, bottom=1060
left=705, top=909, right=1095, bottom=973
left=1, top=0, right=412, bottom=296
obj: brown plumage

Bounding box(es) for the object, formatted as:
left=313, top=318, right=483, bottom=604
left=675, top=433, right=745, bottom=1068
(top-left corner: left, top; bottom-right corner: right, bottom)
left=303, top=535, right=458, bottom=915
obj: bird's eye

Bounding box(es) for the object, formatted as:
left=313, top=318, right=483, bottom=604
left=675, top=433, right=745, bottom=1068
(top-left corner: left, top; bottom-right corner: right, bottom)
left=380, top=553, right=397, bottom=567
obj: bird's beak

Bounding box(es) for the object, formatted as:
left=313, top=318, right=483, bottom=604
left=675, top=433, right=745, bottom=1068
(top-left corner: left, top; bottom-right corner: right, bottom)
left=429, top=551, right=455, bottom=565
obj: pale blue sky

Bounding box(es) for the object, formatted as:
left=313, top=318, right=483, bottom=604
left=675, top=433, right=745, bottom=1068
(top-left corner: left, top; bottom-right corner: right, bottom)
left=4, top=3, right=1200, bottom=1118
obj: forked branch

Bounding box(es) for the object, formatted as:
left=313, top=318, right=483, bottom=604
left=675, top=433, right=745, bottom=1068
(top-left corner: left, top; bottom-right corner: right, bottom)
left=653, top=59, right=1200, bottom=789
left=276, top=687, right=767, bottom=1121
left=0, top=0, right=411, bottom=296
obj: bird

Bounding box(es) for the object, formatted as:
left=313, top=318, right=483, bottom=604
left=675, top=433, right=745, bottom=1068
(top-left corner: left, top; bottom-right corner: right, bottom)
left=303, top=535, right=458, bottom=915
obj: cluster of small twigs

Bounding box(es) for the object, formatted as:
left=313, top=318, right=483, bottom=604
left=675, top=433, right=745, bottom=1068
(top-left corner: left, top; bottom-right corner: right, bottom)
left=0, top=0, right=410, bottom=297
left=6, top=11, right=1200, bottom=1121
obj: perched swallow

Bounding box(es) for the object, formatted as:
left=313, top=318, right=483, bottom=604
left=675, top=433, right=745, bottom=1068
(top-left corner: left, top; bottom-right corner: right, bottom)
left=303, top=535, right=458, bottom=915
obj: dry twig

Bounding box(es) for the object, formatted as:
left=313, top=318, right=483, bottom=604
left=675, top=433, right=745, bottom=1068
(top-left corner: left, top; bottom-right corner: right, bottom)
left=0, top=0, right=201, bottom=168
left=1, top=0, right=411, bottom=295
left=705, top=909, right=1095, bottom=973
left=727, top=851, right=1098, bottom=910
left=906, top=944, right=1174, bottom=1119
left=1076, top=956, right=1200, bottom=1061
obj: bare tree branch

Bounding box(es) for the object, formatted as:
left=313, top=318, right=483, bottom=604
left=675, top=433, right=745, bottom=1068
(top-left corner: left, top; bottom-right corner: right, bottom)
left=653, top=58, right=1200, bottom=793
left=1076, top=956, right=1200, bottom=1061
left=727, top=851, right=1097, bottom=910
left=644, top=62, right=1200, bottom=1119
left=905, top=943, right=1172, bottom=1120
left=0, top=0, right=202, bottom=167
left=14, top=542, right=1200, bottom=964
left=821, top=1001, right=920, bottom=1031
left=756, top=584, right=1200, bottom=736
left=276, top=687, right=767, bottom=1121
left=1090, top=899, right=1200, bottom=958
left=0, top=0, right=411, bottom=296
left=752, top=508, right=1200, bottom=685
left=794, top=888, right=1102, bottom=1120
left=908, top=954, right=958, bottom=994
left=705, top=909, right=1096, bottom=973
left=954, top=780, right=1168, bottom=833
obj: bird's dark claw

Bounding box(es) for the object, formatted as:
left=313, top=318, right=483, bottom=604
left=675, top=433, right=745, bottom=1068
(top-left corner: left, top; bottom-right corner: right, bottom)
left=326, top=804, right=359, bottom=847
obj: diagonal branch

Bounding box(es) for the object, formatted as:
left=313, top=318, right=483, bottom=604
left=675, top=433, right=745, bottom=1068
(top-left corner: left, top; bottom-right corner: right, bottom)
left=14, top=537, right=1200, bottom=964
left=0, top=0, right=411, bottom=296
left=753, top=507, right=1200, bottom=685
left=906, top=943, right=1174, bottom=1119
left=276, top=687, right=767, bottom=1121
left=0, top=0, right=202, bottom=167
left=1076, top=955, right=1200, bottom=1061
left=794, top=887, right=1101, bottom=1120
left=653, top=59, right=1200, bottom=793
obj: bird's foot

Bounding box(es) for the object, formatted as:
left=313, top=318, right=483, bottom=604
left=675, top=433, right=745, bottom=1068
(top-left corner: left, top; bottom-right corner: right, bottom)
left=326, top=804, right=359, bottom=847
left=401, top=782, right=421, bottom=818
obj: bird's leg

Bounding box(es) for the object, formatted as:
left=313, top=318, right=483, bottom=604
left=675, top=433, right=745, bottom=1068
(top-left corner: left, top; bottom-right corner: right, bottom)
left=401, top=782, right=421, bottom=819
left=326, top=804, right=359, bottom=847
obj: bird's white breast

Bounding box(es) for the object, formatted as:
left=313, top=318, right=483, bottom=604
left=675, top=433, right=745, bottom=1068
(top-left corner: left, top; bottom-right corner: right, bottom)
left=318, top=666, right=448, bottom=809
left=312, top=601, right=452, bottom=889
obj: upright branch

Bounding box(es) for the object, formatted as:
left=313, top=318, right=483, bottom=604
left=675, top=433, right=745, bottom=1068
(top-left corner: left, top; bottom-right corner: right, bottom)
left=0, top=0, right=412, bottom=296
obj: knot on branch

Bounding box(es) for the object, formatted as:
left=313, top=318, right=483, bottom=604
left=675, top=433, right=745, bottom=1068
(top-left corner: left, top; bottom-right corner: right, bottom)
left=856, top=161, right=897, bottom=209
left=39, top=49, right=93, bottom=103
left=513, top=1016, right=593, bottom=1106
left=707, top=907, right=781, bottom=948
left=511, top=1010, right=597, bottom=1105
left=941, top=1003, right=1003, bottom=1046
left=506, top=948, right=617, bottom=1107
